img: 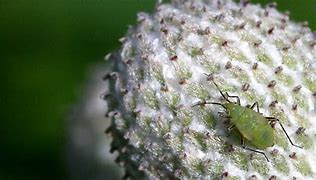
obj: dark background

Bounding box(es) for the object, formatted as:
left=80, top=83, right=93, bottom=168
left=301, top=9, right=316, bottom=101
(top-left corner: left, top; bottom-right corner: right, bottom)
left=0, top=0, right=315, bottom=179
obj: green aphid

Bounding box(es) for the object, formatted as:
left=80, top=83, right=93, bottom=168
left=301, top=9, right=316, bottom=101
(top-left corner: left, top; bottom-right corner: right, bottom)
left=192, top=80, right=303, bottom=161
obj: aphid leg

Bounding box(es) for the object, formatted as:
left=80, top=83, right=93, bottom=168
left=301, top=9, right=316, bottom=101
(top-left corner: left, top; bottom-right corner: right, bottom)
left=212, top=81, right=231, bottom=103
left=240, top=136, right=269, bottom=162
left=250, top=102, right=260, bottom=113
left=192, top=101, right=226, bottom=109
left=221, top=115, right=231, bottom=119
left=218, top=111, right=230, bottom=118
left=227, top=124, right=235, bottom=137
left=225, top=92, right=241, bottom=105
left=265, top=117, right=303, bottom=149
left=228, top=124, right=235, bottom=131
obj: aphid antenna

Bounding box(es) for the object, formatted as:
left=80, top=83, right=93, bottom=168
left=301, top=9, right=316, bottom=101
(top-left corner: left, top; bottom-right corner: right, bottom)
left=201, top=73, right=231, bottom=102
left=192, top=101, right=226, bottom=109
left=211, top=80, right=231, bottom=103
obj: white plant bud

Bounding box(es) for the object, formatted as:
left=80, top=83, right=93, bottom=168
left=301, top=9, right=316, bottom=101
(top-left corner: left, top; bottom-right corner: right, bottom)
left=105, top=0, right=316, bottom=179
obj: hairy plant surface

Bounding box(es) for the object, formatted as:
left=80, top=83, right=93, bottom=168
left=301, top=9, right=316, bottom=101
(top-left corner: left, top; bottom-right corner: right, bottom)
left=104, top=0, right=316, bottom=179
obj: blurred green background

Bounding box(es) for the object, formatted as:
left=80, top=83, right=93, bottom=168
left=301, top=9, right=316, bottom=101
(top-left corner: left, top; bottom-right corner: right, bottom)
left=0, top=0, right=315, bottom=179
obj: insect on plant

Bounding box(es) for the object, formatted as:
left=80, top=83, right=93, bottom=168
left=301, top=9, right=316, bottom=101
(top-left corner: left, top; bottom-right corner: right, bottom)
left=192, top=80, right=303, bottom=161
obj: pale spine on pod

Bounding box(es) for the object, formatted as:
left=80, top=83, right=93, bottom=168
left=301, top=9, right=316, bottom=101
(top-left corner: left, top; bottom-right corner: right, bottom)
left=105, top=0, right=316, bottom=179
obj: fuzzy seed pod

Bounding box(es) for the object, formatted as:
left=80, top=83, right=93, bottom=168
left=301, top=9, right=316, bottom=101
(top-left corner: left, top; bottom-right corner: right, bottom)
left=105, top=0, right=316, bottom=179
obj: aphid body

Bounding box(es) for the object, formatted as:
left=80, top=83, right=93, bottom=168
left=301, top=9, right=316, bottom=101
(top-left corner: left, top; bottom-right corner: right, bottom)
left=225, top=103, right=274, bottom=149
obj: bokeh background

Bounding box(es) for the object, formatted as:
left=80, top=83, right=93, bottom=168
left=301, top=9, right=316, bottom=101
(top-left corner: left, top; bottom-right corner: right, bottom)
left=1, top=0, right=315, bottom=179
